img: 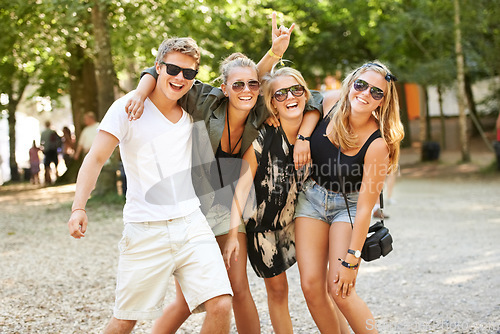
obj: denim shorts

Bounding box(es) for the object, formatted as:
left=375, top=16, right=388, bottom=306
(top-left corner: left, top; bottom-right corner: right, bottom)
left=294, top=178, right=359, bottom=225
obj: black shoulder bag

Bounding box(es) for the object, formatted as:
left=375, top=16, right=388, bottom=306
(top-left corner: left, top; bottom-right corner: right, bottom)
left=337, top=145, right=393, bottom=262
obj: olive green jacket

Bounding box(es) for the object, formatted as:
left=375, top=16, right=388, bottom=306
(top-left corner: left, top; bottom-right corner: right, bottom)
left=141, top=67, right=323, bottom=213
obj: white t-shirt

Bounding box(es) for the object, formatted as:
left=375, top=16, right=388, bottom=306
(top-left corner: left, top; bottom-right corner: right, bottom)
left=99, top=91, right=200, bottom=223
left=79, top=122, right=100, bottom=152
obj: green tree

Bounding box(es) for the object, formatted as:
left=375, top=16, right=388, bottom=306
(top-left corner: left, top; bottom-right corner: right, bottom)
left=0, top=1, right=45, bottom=181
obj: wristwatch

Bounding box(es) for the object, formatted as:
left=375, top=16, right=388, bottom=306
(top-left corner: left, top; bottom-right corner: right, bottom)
left=296, top=134, right=310, bottom=141
left=348, top=249, right=361, bottom=259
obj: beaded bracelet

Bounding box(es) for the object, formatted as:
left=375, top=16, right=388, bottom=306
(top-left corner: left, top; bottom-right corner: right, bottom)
left=72, top=208, right=86, bottom=214
left=338, top=258, right=359, bottom=270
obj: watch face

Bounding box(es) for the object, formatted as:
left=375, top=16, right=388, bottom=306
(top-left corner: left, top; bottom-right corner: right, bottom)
left=355, top=250, right=361, bottom=258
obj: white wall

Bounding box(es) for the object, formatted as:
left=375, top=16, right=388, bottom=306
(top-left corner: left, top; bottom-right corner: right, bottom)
left=427, top=76, right=500, bottom=117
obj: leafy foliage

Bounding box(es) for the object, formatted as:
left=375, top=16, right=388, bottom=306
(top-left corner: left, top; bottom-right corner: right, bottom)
left=1, top=0, right=500, bottom=113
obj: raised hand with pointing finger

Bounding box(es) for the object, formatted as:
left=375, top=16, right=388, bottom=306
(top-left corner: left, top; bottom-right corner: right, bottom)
left=269, top=11, right=295, bottom=60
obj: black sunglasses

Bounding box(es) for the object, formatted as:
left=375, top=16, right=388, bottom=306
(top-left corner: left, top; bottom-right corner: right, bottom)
left=273, top=84, right=305, bottom=102
left=160, top=61, right=198, bottom=80
left=231, top=80, right=260, bottom=93
left=353, top=79, right=384, bottom=100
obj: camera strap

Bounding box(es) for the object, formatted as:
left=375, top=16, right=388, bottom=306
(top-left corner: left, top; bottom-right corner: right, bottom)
left=336, top=143, right=384, bottom=230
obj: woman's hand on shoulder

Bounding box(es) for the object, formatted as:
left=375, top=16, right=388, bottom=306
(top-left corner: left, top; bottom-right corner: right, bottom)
left=125, top=92, right=145, bottom=121
left=265, top=114, right=280, bottom=127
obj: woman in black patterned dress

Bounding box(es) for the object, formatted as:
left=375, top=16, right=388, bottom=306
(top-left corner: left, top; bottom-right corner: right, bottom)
left=224, top=67, right=333, bottom=334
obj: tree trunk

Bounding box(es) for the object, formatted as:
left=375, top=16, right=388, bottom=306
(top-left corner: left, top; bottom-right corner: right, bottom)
left=91, top=0, right=117, bottom=120
left=423, top=85, right=431, bottom=142
left=8, top=102, right=20, bottom=182
left=454, top=0, right=470, bottom=162
left=396, top=82, right=412, bottom=148
left=437, top=85, right=446, bottom=150
left=419, top=85, right=427, bottom=146
left=88, top=0, right=119, bottom=195
left=7, top=78, right=28, bottom=182
left=464, top=74, right=479, bottom=136
left=68, top=42, right=99, bottom=140
left=57, top=42, right=99, bottom=184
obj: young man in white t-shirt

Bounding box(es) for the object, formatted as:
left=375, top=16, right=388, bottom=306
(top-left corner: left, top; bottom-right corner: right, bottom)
left=67, top=38, right=232, bottom=334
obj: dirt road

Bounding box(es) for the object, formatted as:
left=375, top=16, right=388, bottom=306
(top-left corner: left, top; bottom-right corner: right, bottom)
left=1, top=166, right=499, bottom=333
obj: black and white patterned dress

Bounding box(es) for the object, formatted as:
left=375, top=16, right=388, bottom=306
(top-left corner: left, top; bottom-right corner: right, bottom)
left=245, top=124, right=309, bottom=278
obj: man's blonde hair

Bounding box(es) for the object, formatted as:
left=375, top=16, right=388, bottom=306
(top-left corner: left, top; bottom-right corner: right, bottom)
left=155, top=37, right=201, bottom=69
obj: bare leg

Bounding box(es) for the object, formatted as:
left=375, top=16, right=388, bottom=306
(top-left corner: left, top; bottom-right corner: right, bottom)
left=216, top=233, right=260, bottom=334
left=295, top=217, right=340, bottom=334
left=264, top=272, right=292, bottom=334
left=199, top=294, right=232, bottom=334
left=103, top=317, right=136, bottom=334
left=331, top=296, right=351, bottom=334
left=152, top=280, right=191, bottom=334
left=44, top=166, right=51, bottom=185
left=328, top=223, right=377, bottom=334
left=153, top=232, right=259, bottom=334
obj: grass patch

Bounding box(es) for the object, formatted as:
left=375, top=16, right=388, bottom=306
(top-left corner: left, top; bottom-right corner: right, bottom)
left=87, top=192, right=125, bottom=207
left=480, top=159, right=500, bottom=174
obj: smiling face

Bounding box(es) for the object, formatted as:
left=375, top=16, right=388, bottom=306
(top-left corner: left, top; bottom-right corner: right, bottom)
left=222, top=66, right=260, bottom=113
left=348, top=70, right=387, bottom=114
left=271, top=76, right=306, bottom=122
left=155, top=51, right=198, bottom=102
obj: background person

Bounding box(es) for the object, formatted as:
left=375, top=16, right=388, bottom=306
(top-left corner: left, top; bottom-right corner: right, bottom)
left=29, top=140, right=41, bottom=185
left=73, top=112, right=99, bottom=161
left=62, top=126, right=75, bottom=168
left=40, top=121, right=61, bottom=185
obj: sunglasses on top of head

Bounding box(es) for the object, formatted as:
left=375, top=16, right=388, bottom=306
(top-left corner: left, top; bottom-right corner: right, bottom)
left=230, top=80, right=260, bottom=93
left=273, top=84, right=305, bottom=102
left=160, top=61, right=198, bottom=80
left=353, top=79, right=385, bottom=100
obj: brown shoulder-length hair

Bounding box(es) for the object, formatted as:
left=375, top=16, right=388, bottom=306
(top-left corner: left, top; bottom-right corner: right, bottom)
left=326, top=61, right=405, bottom=173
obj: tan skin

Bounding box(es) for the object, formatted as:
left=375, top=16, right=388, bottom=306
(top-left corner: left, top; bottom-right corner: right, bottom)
left=296, top=70, right=389, bottom=334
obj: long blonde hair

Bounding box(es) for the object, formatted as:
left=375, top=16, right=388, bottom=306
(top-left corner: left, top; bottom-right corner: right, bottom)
left=327, top=61, right=404, bottom=173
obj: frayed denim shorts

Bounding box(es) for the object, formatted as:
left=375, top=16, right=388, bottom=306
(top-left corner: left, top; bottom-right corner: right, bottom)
left=294, top=178, right=359, bottom=225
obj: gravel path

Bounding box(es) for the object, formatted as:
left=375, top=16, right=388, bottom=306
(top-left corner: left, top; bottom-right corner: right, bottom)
left=1, top=167, right=500, bottom=333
